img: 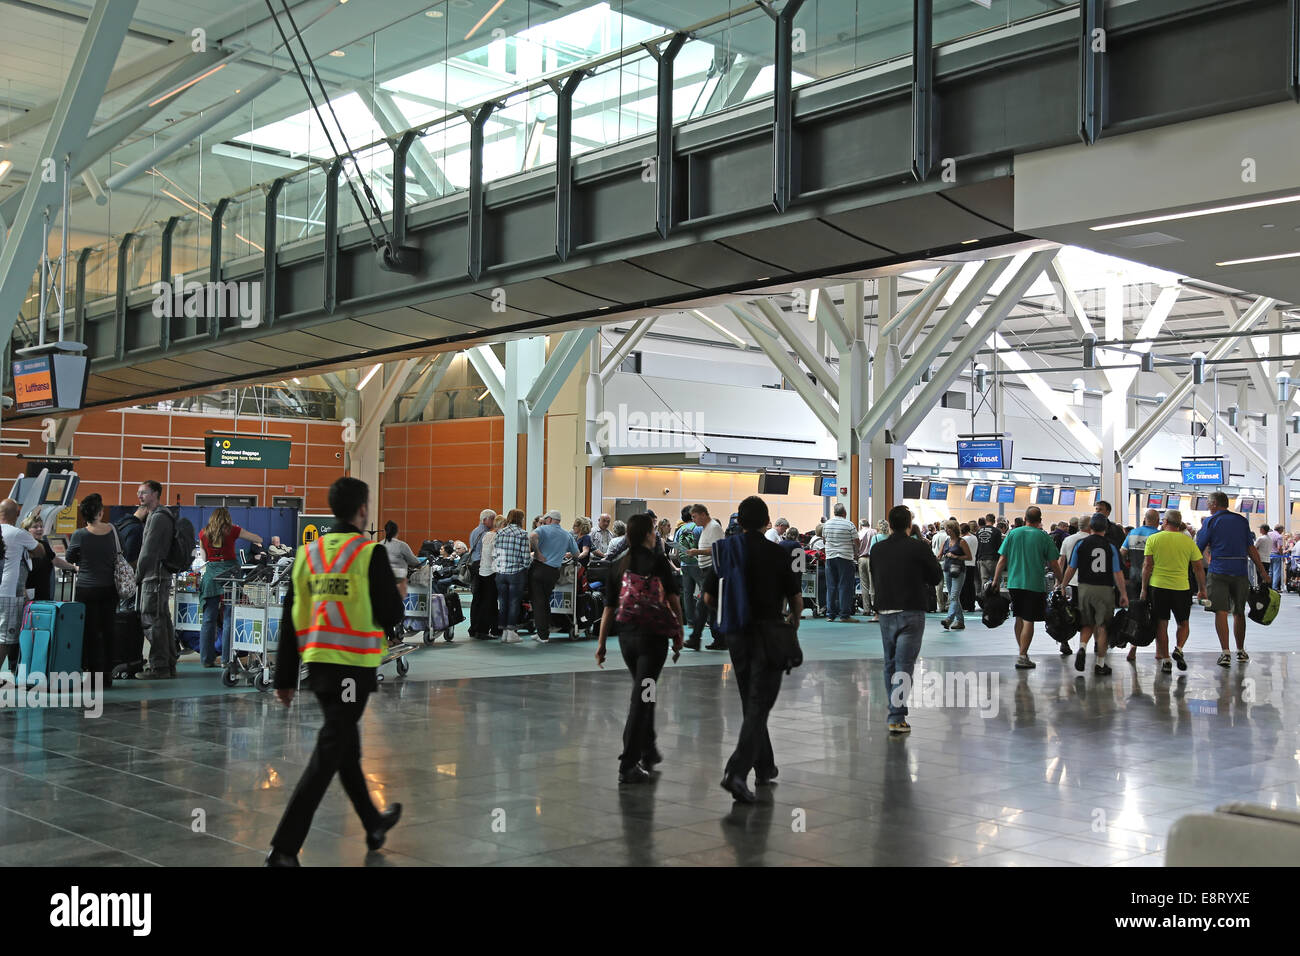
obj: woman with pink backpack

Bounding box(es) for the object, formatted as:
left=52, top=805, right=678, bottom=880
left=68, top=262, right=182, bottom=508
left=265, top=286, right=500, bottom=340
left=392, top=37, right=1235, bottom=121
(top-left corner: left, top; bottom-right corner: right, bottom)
left=595, top=513, right=685, bottom=784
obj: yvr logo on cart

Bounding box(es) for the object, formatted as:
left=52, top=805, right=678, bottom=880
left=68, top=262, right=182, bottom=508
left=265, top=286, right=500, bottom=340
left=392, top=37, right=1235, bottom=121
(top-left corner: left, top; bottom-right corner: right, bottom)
left=150, top=276, right=261, bottom=329
left=0, top=671, right=103, bottom=718
left=593, top=404, right=704, bottom=450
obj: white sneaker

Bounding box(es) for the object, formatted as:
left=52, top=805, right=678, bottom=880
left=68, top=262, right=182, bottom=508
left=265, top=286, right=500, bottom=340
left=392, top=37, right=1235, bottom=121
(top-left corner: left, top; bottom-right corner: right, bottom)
left=504, top=630, right=522, bottom=644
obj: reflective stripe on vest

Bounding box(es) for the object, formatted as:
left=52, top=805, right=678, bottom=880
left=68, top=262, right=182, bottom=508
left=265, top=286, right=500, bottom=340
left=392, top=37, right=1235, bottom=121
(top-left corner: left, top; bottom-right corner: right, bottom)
left=291, top=533, right=384, bottom=667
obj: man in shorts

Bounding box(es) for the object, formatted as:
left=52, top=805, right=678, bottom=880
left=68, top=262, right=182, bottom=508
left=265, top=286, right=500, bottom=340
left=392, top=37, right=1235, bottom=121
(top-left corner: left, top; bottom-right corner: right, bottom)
left=993, top=506, right=1062, bottom=669
left=0, top=498, right=40, bottom=681
left=1196, top=492, right=1267, bottom=668
left=1057, top=514, right=1128, bottom=676
left=1142, top=510, right=1207, bottom=674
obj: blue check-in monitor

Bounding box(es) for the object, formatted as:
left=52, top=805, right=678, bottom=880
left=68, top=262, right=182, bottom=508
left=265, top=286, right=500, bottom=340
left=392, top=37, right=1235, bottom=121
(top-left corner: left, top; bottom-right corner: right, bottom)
left=968, top=484, right=992, bottom=503
left=996, top=485, right=1017, bottom=504
left=1035, top=486, right=1055, bottom=506
left=816, top=474, right=838, bottom=497
left=1058, top=487, right=1076, bottom=506
left=1181, top=458, right=1227, bottom=485
left=956, top=438, right=1013, bottom=470
left=926, top=481, right=949, bottom=501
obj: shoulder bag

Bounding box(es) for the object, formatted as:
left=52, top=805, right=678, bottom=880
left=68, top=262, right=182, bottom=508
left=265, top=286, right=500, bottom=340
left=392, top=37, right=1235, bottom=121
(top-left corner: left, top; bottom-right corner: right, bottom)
left=109, top=525, right=138, bottom=601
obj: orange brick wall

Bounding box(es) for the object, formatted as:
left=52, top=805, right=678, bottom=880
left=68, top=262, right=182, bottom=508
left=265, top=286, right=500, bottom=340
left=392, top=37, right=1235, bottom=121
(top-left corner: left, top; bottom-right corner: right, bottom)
left=380, top=418, right=505, bottom=545
left=67, top=409, right=344, bottom=510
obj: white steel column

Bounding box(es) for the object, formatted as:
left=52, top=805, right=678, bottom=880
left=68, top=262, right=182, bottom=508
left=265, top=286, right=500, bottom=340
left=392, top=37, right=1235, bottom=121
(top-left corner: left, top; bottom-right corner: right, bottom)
left=868, top=277, right=901, bottom=526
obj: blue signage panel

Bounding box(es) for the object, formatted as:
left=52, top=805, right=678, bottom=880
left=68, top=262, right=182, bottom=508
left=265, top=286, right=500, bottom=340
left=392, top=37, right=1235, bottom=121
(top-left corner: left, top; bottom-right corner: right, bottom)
left=956, top=439, right=1013, bottom=470
left=816, top=475, right=837, bottom=497
left=1035, top=486, right=1055, bottom=505
left=996, top=485, right=1016, bottom=503
left=926, top=481, right=949, bottom=501
left=970, top=484, right=992, bottom=503
left=1058, top=487, right=1076, bottom=506
left=1181, top=458, right=1227, bottom=485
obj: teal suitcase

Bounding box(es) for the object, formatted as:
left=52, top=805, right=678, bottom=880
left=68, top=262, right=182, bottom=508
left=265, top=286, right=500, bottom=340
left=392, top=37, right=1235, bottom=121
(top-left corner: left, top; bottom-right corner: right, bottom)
left=18, top=601, right=85, bottom=686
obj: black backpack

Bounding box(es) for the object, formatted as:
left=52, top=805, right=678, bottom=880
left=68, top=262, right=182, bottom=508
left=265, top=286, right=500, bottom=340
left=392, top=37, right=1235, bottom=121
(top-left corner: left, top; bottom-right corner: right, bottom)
left=1044, top=589, right=1080, bottom=643
left=157, top=508, right=197, bottom=573
left=980, top=584, right=1010, bottom=628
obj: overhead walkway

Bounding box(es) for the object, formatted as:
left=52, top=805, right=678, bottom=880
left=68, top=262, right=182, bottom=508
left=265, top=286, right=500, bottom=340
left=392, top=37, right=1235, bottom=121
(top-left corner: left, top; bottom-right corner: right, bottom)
left=3, top=0, right=1296, bottom=413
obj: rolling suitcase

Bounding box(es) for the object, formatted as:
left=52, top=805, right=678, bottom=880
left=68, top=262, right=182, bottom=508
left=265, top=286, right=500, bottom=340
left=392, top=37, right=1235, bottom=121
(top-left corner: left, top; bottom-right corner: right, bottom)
left=444, top=590, right=465, bottom=627
left=112, top=608, right=146, bottom=679
left=18, top=601, right=85, bottom=686
left=428, top=592, right=449, bottom=631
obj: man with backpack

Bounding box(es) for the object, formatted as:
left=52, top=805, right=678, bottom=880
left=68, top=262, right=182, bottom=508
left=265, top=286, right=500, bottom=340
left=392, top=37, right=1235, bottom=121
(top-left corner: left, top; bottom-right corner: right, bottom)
left=672, top=509, right=704, bottom=651
left=134, top=480, right=194, bottom=680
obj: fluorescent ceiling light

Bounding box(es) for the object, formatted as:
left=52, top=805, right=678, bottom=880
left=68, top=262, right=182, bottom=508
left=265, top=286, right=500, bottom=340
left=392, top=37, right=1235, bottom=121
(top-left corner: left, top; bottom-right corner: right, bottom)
left=477, top=389, right=489, bottom=400
left=1090, top=194, right=1300, bottom=232
left=329, top=50, right=345, bottom=57
left=690, top=309, right=746, bottom=349
left=147, top=63, right=226, bottom=107
left=1216, top=251, right=1300, bottom=267
left=358, top=363, right=382, bottom=389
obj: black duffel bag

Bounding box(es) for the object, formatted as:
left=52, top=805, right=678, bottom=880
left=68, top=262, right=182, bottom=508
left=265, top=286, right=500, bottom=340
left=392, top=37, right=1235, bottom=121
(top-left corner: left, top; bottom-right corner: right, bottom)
left=980, top=584, right=1010, bottom=628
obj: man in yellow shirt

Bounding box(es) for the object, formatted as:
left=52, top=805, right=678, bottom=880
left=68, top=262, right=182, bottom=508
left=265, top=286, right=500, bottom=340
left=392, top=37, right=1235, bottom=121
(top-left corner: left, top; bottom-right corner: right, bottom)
left=1140, top=510, right=1208, bottom=674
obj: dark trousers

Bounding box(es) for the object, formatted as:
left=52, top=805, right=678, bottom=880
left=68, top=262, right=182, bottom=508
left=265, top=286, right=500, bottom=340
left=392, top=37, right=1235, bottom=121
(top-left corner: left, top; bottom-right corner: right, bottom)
left=271, top=683, right=381, bottom=854
left=618, top=630, right=668, bottom=772
left=724, top=627, right=783, bottom=781
left=79, top=585, right=116, bottom=691
left=529, top=562, right=562, bottom=638
left=472, top=573, right=499, bottom=636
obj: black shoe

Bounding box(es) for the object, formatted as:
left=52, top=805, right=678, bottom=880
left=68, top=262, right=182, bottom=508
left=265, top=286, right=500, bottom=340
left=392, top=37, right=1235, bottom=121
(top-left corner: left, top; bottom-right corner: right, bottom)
left=720, top=774, right=756, bottom=804
left=1074, top=647, right=1087, bottom=672
left=683, top=638, right=701, bottom=651
left=1059, top=642, right=1072, bottom=656
left=755, top=768, right=778, bottom=786
left=940, top=619, right=951, bottom=630
left=365, top=803, right=402, bottom=852
left=641, top=748, right=663, bottom=770
left=265, top=848, right=300, bottom=867
left=1094, top=663, right=1112, bottom=676
left=706, top=641, right=726, bottom=651
left=619, top=765, right=651, bottom=784
left=1172, top=646, right=1187, bottom=671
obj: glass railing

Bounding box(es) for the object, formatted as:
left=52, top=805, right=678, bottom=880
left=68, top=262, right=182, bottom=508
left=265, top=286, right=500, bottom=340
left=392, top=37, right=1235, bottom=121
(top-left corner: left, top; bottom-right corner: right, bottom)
left=13, top=0, right=1081, bottom=353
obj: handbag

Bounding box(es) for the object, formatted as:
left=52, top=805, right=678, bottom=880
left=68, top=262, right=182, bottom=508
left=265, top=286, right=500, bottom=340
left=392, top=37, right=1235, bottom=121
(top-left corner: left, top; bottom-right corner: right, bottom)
left=109, top=525, right=137, bottom=601
left=757, top=616, right=803, bottom=674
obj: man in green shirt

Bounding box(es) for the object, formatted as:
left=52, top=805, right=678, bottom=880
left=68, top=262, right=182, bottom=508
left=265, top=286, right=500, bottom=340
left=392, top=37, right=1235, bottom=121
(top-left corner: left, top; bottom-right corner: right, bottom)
left=1140, top=510, right=1207, bottom=674
left=993, top=506, right=1063, bottom=670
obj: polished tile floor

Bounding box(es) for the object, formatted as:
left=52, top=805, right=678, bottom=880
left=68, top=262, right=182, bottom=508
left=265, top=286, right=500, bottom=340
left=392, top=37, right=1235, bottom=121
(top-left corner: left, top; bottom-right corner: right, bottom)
left=0, top=609, right=1297, bottom=866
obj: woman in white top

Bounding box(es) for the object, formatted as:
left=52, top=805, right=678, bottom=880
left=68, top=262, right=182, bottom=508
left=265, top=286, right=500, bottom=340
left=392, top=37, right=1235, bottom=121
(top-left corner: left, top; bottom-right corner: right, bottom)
left=477, top=515, right=503, bottom=638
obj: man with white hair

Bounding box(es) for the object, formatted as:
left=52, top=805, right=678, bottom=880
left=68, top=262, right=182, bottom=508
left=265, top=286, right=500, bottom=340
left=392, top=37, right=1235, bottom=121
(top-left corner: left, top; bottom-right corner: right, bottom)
left=468, top=508, right=497, bottom=638
left=529, top=510, right=579, bottom=644
left=590, top=513, right=613, bottom=558
left=765, top=517, right=789, bottom=544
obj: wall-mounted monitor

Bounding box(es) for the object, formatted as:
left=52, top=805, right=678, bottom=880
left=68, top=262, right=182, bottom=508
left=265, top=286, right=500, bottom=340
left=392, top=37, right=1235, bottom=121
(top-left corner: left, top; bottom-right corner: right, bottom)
left=1238, top=497, right=1255, bottom=514
left=1057, top=487, right=1077, bottom=507
left=1147, top=493, right=1165, bottom=509
left=815, top=474, right=838, bottom=497
left=1035, top=486, right=1055, bottom=506
left=925, top=481, right=949, bottom=501
left=757, top=472, right=790, bottom=495
left=1181, top=458, right=1228, bottom=485
left=41, top=474, right=71, bottom=505
left=956, top=438, right=1014, bottom=470
left=996, top=485, right=1017, bottom=504
left=1193, top=496, right=1210, bottom=511
left=1166, top=494, right=1182, bottom=511
left=902, top=479, right=924, bottom=500
left=968, top=484, right=992, bottom=503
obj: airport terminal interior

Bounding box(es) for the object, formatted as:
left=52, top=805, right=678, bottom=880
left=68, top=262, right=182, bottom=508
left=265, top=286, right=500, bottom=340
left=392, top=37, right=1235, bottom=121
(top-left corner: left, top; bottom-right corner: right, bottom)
left=0, top=0, right=1299, bottom=871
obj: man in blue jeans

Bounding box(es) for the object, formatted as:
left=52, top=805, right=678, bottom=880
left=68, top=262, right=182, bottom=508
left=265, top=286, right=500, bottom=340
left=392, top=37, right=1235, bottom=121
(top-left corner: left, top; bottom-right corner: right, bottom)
left=821, top=503, right=860, bottom=623
left=869, top=504, right=942, bottom=734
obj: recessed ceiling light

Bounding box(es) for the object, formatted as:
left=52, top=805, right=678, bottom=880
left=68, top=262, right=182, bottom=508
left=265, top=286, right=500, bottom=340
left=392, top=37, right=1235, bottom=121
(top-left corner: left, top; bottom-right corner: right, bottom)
left=960, top=238, right=979, bottom=244
left=1262, top=223, right=1276, bottom=229
left=426, top=9, right=443, bottom=16
left=1216, top=251, right=1300, bottom=267
left=329, top=49, right=345, bottom=57
left=1091, top=194, right=1300, bottom=231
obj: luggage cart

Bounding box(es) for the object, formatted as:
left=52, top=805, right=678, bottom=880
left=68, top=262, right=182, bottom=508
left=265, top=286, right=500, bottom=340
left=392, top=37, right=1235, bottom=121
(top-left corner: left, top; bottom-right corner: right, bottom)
left=406, top=562, right=454, bottom=644
left=174, top=571, right=202, bottom=654
left=547, top=562, right=582, bottom=640
left=219, top=562, right=288, bottom=692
